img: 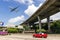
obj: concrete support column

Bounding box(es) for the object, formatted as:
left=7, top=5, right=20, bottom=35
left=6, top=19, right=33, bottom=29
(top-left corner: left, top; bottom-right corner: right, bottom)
left=47, top=16, right=50, bottom=31
left=37, top=16, right=41, bottom=30
left=27, top=23, right=30, bottom=27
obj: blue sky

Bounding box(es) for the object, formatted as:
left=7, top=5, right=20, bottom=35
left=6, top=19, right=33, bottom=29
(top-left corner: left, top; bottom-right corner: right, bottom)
left=0, top=0, right=60, bottom=27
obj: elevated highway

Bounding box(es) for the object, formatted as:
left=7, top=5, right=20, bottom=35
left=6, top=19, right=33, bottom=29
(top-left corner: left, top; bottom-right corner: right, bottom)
left=21, top=0, right=60, bottom=31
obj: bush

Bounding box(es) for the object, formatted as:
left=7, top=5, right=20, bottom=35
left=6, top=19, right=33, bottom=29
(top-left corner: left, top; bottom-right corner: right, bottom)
left=36, top=29, right=46, bottom=33
left=18, top=29, right=23, bottom=33
left=7, top=28, right=18, bottom=33
left=50, top=20, right=60, bottom=33
left=23, top=26, right=30, bottom=30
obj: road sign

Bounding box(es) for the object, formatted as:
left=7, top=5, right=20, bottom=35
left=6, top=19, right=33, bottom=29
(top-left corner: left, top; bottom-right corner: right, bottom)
left=0, top=22, right=4, bottom=26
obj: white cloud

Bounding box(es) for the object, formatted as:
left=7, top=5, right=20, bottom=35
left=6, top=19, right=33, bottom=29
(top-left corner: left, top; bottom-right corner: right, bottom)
left=38, top=3, right=43, bottom=8
left=3, top=0, right=34, bottom=5
left=24, top=3, right=43, bottom=16
left=8, top=15, right=25, bottom=23
left=50, top=12, right=60, bottom=20
left=13, top=0, right=34, bottom=5
left=24, top=4, right=38, bottom=16
left=5, top=23, right=15, bottom=27
left=13, top=0, right=25, bottom=4
left=6, top=15, right=25, bottom=27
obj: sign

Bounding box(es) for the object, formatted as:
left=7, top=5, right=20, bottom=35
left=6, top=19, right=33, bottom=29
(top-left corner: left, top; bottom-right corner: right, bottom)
left=0, top=22, right=4, bottom=26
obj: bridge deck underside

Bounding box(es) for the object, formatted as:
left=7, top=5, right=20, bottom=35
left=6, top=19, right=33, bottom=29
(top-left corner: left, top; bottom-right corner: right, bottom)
left=21, top=0, right=60, bottom=25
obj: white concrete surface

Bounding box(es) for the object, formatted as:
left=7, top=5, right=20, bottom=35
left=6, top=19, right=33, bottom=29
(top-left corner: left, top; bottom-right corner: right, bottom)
left=0, top=34, right=60, bottom=40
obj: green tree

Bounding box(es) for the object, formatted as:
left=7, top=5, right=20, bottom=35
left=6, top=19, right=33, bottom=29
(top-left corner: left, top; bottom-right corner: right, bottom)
left=15, top=25, right=18, bottom=28
left=50, top=20, right=60, bottom=33
left=23, top=26, right=30, bottom=30
left=7, top=28, right=18, bottom=33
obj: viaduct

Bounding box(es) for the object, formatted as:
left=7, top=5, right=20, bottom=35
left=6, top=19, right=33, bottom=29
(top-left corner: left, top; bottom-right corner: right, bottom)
left=21, top=0, right=60, bottom=31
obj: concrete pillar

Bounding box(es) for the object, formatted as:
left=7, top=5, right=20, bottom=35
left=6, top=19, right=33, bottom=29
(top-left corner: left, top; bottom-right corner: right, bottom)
left=37, top=16, right=41, bottom=30
left=47, top=16, right=50, bottom=31
left=27, top=23, right=30, bottom=27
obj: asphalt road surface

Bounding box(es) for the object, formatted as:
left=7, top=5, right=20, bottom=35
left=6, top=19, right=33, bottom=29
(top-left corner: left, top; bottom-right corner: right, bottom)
left=0, top=34, right=60, bottom=40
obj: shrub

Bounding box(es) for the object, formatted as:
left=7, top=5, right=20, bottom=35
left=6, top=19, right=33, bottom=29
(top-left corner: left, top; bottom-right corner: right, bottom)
left=18, top=29, right=23, bottom=33
left=23, top=26, right=30, bottom=30
left=7, top=28, right=18, bottom=33
left=50, top=20, right=60, bottom=33
left=36, top=29, right=46, bottom=33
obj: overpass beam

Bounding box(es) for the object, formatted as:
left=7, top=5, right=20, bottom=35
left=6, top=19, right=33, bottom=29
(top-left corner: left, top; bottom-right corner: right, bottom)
left=47, top=16, right=50, bottom=31
left=37, top=16, right=41, bottom=30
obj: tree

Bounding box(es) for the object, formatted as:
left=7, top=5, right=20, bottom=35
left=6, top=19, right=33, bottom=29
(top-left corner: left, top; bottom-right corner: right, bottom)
left=23, top=26, right=30, bottom=30
left=50, top=20, right=60, bottom=33
left=15, top=25, right=18, bottom=28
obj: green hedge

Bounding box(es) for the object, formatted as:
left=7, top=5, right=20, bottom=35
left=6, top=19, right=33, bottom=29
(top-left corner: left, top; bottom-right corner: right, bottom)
left=7, top=28, right=18, bottom=33
left=18, top=29, right=23, bottom=33
left=50, top=20, right=60, bottom=33
left=7, top=28, right=24, bottom=33
left=36, top=29, right=46, bottom=33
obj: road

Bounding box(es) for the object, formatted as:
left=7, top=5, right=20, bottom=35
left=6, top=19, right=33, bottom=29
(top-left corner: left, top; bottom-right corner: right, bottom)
left=0, top=34, right=60, bottom=40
